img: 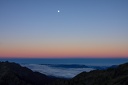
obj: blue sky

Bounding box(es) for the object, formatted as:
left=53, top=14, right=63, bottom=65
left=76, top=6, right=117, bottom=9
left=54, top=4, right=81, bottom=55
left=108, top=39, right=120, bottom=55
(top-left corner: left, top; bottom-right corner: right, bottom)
left=0, top=0, right=128, bottom=58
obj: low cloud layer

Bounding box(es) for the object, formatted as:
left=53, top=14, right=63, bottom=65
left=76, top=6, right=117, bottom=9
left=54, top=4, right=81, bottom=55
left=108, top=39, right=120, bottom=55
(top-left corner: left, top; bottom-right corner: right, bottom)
left=22, top=64, right=94, bottom=78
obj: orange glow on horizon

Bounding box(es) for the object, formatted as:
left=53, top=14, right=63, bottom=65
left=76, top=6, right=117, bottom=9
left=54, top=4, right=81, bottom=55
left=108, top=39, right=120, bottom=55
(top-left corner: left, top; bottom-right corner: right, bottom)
left=0, top=40, right=128, bottom=58
left=0, top=43, right=128, bottom=58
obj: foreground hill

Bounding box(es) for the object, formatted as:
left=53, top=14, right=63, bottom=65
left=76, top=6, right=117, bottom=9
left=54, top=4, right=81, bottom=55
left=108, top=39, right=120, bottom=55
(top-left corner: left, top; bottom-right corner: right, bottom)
left=52, top=62, right=128, bottom=85
left=0, top=61, right=128, bottom=85
left=0, top=61, right=60, bottom=85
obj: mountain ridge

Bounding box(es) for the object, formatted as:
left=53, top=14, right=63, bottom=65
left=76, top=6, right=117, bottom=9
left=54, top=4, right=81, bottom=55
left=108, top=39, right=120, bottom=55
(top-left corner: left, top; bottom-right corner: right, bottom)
left=0, top=61, right=128, bottom=85
left=0, top=61, right=62, bottom=85
left=52, top=62, right=128, bottom=85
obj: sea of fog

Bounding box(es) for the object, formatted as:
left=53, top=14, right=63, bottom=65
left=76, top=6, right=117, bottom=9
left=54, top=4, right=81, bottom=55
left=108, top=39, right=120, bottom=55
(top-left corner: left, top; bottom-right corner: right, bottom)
left=21, top=64, right=95, bottom=78
left=0, top=58, right=128, bottom=78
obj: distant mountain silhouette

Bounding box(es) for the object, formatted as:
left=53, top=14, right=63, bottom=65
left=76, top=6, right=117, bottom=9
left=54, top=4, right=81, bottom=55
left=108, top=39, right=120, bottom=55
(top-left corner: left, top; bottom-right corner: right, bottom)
left=41, top=64, right=109, bottom=70
left=0, top=61, right=128, bottom=85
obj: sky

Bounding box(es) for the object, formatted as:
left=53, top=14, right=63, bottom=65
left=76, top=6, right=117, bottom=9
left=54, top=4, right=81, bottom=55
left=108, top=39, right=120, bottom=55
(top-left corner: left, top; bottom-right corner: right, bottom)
left=0, top=0, right=128, bottom=58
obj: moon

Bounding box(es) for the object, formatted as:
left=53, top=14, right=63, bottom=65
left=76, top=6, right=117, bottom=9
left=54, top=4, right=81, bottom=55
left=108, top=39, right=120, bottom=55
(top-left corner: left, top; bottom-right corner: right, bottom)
left=58, top=10, right=60, bottom=13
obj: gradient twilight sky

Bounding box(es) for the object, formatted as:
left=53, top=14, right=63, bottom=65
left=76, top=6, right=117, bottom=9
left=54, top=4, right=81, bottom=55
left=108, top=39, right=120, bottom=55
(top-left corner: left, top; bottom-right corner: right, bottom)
left=0, top=0, right=128, bottom=58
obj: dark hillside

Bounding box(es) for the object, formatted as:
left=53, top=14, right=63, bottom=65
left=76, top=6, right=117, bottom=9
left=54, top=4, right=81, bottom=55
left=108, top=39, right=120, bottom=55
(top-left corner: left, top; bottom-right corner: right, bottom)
left=0, top=61, right=59, bottom=85
left=0, top=61, right=128, bottom=85
left=52, top=62, right=128, bottom=85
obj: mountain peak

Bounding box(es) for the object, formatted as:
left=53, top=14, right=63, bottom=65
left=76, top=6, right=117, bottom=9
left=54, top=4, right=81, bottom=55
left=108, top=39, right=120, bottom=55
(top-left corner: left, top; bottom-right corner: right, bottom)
left=0, top=61, right=59, bottom=85
left=0, top=61, right=128, bottom=85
